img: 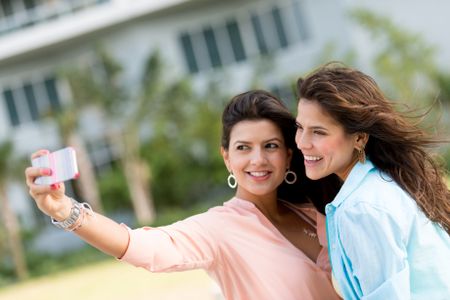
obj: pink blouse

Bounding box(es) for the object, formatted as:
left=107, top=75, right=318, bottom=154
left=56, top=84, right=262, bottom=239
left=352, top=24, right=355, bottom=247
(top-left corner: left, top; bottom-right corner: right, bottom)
left=120, top=197, right=340, bottom=300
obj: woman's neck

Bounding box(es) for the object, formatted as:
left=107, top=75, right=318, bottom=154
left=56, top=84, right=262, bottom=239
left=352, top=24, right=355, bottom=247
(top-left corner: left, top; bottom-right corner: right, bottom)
left=337, top=156, right=359, bottom=181
left=253, top=198, right=287, bottom=223
left=235, top=191, right=281, bottom=221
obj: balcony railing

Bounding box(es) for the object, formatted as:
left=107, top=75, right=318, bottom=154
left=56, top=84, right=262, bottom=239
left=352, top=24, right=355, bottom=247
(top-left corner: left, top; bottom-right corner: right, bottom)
left=0, top=0, right=110, bottom=36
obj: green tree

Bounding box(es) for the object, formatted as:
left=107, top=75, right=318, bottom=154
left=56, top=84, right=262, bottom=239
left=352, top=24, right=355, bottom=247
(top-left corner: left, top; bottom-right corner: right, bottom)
left=54, top=70, right=104, bottom=214
left=63, top=48, right=162, bottom=224
left=0, top=141, right=28, bottom=280
left=350, top=8, right=438, bottom=104
left=350, top=8, right=450, bottom=168
left=143, top=77, right=228, bottom=209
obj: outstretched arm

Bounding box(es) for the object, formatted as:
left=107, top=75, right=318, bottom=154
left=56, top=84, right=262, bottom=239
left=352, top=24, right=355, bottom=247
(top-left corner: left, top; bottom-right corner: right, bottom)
left=25, top=149, right=129, bottom=258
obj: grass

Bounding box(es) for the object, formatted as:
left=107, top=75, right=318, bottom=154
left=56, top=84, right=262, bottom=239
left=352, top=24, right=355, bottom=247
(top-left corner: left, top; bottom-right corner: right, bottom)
left=0, top=259, right=221, bottom=300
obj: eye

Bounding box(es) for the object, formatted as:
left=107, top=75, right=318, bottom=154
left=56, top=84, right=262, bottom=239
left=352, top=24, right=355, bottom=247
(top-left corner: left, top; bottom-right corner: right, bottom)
left=313, top=130, right=327, bottom=136
left=236, top=144, right=250, bottom=151
left=265, top=142, right=280, bottom=149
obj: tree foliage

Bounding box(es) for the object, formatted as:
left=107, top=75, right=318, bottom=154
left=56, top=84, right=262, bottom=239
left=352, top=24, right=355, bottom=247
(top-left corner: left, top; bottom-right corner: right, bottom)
left=0, top=141, right=29, bottom=281
left=350, top=8, right=450, bottom=169
left=350, top=8, right=438, bottom=104
left=142, top=77, right=229, bottom=209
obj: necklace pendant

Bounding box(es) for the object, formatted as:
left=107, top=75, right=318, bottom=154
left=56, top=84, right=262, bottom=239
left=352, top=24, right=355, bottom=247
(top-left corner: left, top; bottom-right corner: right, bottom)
left=303, top=228, right=318, bottom=239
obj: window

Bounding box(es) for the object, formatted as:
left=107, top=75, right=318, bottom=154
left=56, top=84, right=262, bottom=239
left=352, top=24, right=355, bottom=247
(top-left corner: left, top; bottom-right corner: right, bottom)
left=179, top=33, right=199, bottom=73
left=23, top=0, right=35, bottom=10
left=203, top=26, right=222, bottom=68
left=251, top=14, right=269, bottom=55
left=178, top=0, right=311, bottom=74
left=179, top=18, right=248, bottom=73
left=0, top=0, right=111, bottom=35
left=44, top=77, right=61, bottom=111
left=226, top=20, right=246, bottom=62
left=23, top=82, right=39, bottom=121
left=2, top=76, right=62, bottom=127
left=0, top=0, right=13, bottom=17
left=3, top=89, right=19, bottom=126
left=252, top=6, right=290, bottom=54
left=271, top=7, right=289, bottom=48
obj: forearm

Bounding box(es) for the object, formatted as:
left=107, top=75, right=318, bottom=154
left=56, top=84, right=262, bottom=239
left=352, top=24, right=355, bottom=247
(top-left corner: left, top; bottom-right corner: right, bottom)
left=26, top=153, right=130, bottom=258
left=72, top=211, right=130, bottom=258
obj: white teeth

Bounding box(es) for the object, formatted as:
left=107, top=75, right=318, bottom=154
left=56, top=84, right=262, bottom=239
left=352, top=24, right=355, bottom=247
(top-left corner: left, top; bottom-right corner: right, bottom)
left=249, top=171, right=269, bottom=177
left=304, top=155, right=322, bottom=161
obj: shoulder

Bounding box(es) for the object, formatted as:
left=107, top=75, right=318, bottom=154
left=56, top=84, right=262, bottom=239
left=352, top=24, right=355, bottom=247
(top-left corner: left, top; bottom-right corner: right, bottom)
left=179, top=198, right=260, bottom=229
left=346, top=169, right=415, bottom=212
left=336, top=169, right=418, bottom=236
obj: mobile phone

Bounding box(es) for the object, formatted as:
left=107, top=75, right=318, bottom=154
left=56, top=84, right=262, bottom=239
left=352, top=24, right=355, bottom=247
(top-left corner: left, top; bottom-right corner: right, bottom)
left=32, top=147, right=79, bottom=185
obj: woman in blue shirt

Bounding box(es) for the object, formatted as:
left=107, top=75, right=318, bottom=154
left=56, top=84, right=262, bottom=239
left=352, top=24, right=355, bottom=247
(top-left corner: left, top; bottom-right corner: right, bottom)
left=295, top=63, right=450, bottom=299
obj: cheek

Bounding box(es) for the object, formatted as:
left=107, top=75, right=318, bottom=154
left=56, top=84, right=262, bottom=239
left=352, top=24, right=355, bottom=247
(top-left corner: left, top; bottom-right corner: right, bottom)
left=276, top=153, right=289, bottom=169
left=228, top=155, right=246, bottom=171
left=320, top=137, right=352, bottom=157
left=316, top=140, right=336, bottom=156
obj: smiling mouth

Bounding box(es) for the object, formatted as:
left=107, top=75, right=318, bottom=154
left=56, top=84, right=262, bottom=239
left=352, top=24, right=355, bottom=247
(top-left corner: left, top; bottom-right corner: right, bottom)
left=303, top=155, right=323, bottom=162
left=247, top=171, right=270, bottom=177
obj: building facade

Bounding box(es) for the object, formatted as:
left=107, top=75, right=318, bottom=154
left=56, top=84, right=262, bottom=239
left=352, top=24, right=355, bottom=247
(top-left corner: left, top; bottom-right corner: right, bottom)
left=0, top=0, right=351, bottom=234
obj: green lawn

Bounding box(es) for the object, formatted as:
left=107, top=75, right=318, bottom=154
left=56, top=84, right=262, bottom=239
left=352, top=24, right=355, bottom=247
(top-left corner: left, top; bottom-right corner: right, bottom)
left=0, top=259, right=221, bottom=300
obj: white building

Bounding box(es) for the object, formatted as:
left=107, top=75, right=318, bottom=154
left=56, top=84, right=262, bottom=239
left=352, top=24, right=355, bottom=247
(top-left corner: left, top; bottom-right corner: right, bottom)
left=1, top=0, right=449, bottom=240
left=0, top=0, right=351, bottom=232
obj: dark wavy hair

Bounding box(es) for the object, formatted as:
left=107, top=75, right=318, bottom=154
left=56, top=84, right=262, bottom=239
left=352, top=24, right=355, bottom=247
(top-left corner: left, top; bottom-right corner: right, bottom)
left=222, top=90, right=341, bottom=212
left=297, top=63, right=450, bottom=233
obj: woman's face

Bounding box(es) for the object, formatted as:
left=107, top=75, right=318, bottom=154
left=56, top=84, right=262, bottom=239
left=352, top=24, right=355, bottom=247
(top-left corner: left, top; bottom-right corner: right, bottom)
left=295, top=99, right=359, bottom=180
left=221, top=119, right=292, bottom=203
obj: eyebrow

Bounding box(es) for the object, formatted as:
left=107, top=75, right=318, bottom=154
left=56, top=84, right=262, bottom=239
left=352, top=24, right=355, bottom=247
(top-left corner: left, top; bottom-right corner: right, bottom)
left=296, top=121, right=328, bottom=131
left=232, top=137, right=283, bottom=145
left=310, top=126, right=328, bottom=131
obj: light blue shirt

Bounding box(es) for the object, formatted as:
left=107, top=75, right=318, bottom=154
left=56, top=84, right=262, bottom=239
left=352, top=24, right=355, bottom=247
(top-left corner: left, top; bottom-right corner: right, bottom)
left=326, top=160, right=450, bottom=300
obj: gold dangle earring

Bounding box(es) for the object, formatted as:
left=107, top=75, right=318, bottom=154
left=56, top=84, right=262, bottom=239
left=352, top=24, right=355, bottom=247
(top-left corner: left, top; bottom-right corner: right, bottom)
left=358, top=146, right=366, bottom=164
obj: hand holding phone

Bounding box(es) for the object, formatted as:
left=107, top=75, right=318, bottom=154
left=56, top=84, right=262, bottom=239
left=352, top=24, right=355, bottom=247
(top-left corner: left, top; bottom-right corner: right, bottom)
left=31, top=147, right=79, bottom=185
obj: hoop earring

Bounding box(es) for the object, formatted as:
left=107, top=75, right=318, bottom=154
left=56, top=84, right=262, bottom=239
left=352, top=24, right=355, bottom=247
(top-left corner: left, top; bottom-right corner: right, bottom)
left=284, top=169, right=297, bottom=184
left=227, top=173, right=237, bottom=189
left=358, top=148, right=366, bottom=164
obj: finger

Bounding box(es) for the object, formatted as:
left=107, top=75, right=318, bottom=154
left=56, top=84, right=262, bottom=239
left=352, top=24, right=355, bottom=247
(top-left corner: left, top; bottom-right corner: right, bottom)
left=30, top=149, right=50, bottom=160
left=25, top=166, right=51, bottom=178
left=25, top=167, right=52, bottom=186
left=29, top=181, right=65, bottom=196
left=29, top=183, right=52, bottom=197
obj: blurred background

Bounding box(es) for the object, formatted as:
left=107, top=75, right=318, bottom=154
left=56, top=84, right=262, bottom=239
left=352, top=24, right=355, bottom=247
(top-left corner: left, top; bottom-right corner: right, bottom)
left=0, top=0, right=449, bottom=299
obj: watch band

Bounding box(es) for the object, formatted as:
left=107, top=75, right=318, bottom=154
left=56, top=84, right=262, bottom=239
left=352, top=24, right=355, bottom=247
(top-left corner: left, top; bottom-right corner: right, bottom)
left=51, top=198, right=83, bottom=230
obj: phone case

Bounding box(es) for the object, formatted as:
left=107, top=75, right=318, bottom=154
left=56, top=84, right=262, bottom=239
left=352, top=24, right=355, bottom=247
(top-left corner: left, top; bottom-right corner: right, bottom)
left=32, top=147, right=79, bottom=185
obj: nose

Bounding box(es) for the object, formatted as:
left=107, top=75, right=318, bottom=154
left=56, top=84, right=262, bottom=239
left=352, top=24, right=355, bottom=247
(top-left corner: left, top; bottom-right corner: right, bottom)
left=250, top=148, right=268, bottom=165
left=295, top=129, right=312, bottom=151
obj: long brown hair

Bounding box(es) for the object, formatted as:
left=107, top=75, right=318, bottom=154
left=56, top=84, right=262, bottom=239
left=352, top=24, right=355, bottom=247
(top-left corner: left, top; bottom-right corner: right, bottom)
left=297, top=63, right=450, bottom=233
left=222, top=90, right=341, bottom=212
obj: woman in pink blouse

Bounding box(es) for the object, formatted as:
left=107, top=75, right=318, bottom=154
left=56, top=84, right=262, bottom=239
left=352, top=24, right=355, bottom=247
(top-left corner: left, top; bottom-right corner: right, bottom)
left=25, top=90, right=341, bottom=300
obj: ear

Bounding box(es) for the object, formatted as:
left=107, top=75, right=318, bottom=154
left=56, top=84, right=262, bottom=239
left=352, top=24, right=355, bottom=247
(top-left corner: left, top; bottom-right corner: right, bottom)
left=355, top=133, right=369, bottom=150
left=221, top=147, right=231, bottom=172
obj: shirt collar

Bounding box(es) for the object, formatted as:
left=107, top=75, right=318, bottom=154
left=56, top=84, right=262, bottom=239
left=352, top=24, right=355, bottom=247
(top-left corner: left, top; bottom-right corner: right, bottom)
left=330, top=160, right=376, bottom=208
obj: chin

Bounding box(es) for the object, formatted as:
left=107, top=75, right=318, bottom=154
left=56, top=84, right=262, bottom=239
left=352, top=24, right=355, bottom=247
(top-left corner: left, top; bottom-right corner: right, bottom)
left=305, top=172, right=324, bottom=181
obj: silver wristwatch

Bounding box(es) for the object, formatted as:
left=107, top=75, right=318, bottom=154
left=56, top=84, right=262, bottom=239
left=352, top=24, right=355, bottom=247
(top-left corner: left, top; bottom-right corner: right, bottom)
left=51, top=198, right=82, bottom=230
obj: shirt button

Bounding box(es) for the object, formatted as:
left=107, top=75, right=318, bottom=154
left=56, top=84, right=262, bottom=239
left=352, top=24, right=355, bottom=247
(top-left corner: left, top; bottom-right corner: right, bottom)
left=332, top=244, right=336, bottom=250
